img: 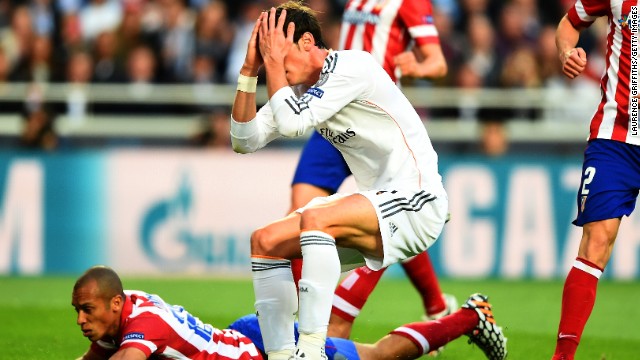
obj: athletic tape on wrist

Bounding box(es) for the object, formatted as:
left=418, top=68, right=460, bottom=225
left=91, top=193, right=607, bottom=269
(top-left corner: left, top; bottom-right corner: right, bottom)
left=237, top=74, right=258, bottom=93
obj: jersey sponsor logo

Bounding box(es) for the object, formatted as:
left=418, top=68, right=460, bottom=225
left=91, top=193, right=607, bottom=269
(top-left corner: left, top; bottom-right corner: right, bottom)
left=124, top=332, right=145, bottom=340
left=343, top=9, right=380, bottom=25
left=318, top=127, right=356, bottom=145
left=306, top=87, right=324, bottom=99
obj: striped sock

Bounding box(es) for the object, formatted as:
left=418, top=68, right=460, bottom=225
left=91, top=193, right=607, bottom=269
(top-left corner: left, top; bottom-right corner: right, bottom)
left=251, top=256, right=297, bottom=356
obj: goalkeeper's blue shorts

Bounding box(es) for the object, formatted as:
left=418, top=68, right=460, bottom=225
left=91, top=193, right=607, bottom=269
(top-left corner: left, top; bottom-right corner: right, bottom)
left=228, top=314, right=360, bottom=360
left=291, top=131, right=351, bottom=193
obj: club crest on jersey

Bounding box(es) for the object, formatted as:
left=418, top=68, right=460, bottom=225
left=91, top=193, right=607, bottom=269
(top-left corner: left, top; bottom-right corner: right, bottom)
left=124, top=332, right=145, bottom=340
left=580, top=195, right=587, bottom=213
left=306, top=87, right=324, bottom=99
left=622, top=4, right=638, bottom=32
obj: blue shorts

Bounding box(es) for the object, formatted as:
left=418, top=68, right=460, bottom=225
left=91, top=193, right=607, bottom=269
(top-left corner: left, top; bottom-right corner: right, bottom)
left=573, top=139, right=640, bottom=226
left=228, top=314, right=360, bottom=360
left=291, top=131, right=352, bottom=193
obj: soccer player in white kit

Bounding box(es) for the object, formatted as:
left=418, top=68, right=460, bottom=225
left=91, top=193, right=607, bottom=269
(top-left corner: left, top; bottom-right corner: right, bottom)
left=230, top=2, right=448, bottom=359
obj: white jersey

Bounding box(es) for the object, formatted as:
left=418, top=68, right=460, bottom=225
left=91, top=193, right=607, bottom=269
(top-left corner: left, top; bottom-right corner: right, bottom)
left=231, top=50, right=444, bottom=195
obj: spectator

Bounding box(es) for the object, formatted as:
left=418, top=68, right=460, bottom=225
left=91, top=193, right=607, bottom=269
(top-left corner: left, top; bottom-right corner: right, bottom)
left=463, top=14, right=499, bottom=87
left=79, top=0, right=123, bottom=42
left=157, top=0, right=195, bottom=82
left=1, top=5, right=35, bottom=77
left=190, top=107, right=232, bottom=148
left=20, top=105, right=58, bottom=150
left=11, top=34, right=57, bottom=83
left=65, top=49, right=94, bottom=124
left=193, top=0, right=233, bottom=82
left=92, top=30, right=124, bottom=83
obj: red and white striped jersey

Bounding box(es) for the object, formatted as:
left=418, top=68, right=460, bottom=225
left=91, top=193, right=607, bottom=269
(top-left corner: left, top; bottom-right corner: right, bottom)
left=567, top=0, right=640, bottom=145
left=339, top=0, right=440, bottom=82
left=90, top=290, right=263, bottom=360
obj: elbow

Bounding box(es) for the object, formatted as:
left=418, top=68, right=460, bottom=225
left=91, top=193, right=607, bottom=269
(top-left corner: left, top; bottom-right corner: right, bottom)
left=434, top=59, right=448, bottom=78
left=231, top=138, right=255, bottom=154
left=436, top=62, right=448, bottom=78
left=277, top=123, right=302, bottom=138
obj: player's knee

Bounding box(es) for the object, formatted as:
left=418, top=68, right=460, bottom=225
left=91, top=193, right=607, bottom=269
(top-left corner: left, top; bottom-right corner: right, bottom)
left=250, top=227, right=279, bottom=256
left=299, top=207, right=331, bottom=232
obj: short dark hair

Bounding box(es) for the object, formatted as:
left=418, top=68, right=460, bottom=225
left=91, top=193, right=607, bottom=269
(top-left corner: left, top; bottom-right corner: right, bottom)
left=273, top=1, right=326, bottom=49
left=74, top=265, right=125, bottom=304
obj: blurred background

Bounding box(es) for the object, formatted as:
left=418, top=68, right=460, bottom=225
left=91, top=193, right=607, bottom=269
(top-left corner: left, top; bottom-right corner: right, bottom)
left=1, top=0, right=639, bottom=280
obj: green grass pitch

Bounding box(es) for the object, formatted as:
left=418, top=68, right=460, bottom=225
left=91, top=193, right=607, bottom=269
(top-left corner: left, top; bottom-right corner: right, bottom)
left=1, top=275, right=638, bottom=359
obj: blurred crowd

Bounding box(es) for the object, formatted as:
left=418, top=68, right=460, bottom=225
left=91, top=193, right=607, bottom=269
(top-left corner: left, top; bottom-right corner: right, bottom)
left=0, top=0, right=610, bottom=149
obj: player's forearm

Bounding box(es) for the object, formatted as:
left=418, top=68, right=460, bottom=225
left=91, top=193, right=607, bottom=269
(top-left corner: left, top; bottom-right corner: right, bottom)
left=556, top=15, right=580, bottom=56
left=264, top=64, right=289, bottom=99
left=415, top=55, right=448, bottom=79
left=231, top=68, right=259, bottom=123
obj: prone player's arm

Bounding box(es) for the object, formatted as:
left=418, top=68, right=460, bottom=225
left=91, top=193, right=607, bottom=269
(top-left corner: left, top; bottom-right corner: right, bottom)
left=556, top=15, right=587, bottom=79
left=109, top=347, right=147, bottom=360
left=76, top=348, right=108, bottom=360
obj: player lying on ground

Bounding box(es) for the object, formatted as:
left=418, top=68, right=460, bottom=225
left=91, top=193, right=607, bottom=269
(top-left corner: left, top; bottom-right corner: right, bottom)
left=72, top=265, right=507, bottom=360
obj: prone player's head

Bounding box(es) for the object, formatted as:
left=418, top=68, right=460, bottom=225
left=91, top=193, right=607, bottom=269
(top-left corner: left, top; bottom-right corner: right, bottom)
left=72, top=265, right=126, bottom=342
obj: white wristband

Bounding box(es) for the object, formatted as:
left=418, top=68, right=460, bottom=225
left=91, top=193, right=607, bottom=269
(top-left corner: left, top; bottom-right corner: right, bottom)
left=237, top=74, right=258, bottom=93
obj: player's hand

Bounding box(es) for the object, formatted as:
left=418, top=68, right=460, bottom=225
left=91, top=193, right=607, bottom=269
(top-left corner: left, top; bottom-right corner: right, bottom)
left=560, top=48, right=587, bottom=79
left=258, top=7, right=294, bottom=70
left=393, top=51, right=419, bottom=77
left=241, top=13, right=264, bottom=76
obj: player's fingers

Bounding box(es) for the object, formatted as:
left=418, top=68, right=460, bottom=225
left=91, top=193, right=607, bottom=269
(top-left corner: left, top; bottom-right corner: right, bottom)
left=286, top=22, right=295, bottom=43
left=277, top=9, right=287, bottom=33
left=251, top=13, right=262, bottom=39
left=269, top=7, right=277, bottom=33
left=259, top=11, right=267, bottom=39
left=576, top=47, right=587, bottom=62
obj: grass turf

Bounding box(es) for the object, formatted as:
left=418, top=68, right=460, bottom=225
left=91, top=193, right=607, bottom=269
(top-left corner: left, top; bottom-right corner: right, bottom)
left=0, top=276, right=637, bottom=359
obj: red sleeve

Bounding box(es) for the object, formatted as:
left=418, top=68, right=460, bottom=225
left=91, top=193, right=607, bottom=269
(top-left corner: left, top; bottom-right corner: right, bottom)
left=118, top=313, right=172, bottom=357
left=567, top=0, right=609, bottom=29
left=398, top=0, right=440, bottom=46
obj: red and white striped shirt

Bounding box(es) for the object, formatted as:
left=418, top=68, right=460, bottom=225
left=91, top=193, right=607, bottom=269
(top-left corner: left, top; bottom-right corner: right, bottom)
left=567, top=0, right=640, bottom=145
left=339, top=0, right=440, bottom=82
left=90, top=291, right=263, bottom=359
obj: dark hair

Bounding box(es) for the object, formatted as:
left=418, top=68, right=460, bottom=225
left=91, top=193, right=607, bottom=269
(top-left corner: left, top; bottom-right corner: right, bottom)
left=273, top=1, right=326, bottom=49
left=74, top=265, right=125, bottom=304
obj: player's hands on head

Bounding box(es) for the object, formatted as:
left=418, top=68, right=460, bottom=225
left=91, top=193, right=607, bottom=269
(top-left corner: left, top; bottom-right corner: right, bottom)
left=241, top=12, right=264, bottom=76
left=258, top=7, right=294, bottom=69
left=560, top=47, right=587, bottom=79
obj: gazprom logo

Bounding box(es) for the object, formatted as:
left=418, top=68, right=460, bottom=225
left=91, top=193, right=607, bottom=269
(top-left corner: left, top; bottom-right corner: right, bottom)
left=124, top=332, right=145, bottom=340
left=306, top=87, right=324, bottom=99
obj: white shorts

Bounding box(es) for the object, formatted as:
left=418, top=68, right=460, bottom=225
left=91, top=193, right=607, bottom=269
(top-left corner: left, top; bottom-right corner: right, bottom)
left=297, top=189, right=448, bottom=272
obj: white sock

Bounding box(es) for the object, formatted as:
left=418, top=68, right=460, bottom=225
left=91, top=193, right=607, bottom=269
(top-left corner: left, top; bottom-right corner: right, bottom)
left=297, top=230, right=341, bottom=340
left=251, top=257, right=297, bottom=355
